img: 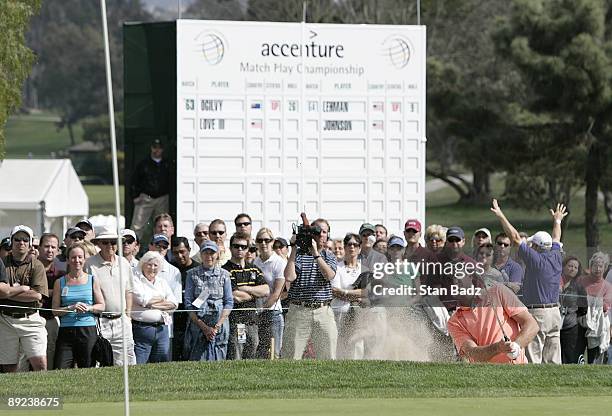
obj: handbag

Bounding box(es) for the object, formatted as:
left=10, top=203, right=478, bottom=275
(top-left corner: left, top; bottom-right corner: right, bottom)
left=89, top=276, right=114, bottom=366
left=91, top=317, right=114, bottom=367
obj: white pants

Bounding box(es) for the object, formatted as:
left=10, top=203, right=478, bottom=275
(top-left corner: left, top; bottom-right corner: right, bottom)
left=526, top=307, right=562, bottom=364
left=282, top=304, right=337, bottom=360
left=99, top=316, right=137, bottom=366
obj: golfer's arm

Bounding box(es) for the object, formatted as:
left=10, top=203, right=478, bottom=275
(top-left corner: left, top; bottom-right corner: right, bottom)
left=461, top=340, right=500, bottom=362
left=511, top=310, right=539, bottom=348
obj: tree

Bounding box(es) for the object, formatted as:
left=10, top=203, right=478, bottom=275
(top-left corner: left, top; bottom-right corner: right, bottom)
left=184, top=0, right=247, bottom=20
left=494, top=0, right=612, bottom=251
left=27, top=0, right=151, bottom=144
left=0, top=0, right=41, bottom=158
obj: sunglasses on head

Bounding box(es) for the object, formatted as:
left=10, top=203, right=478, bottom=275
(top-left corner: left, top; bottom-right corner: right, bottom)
left=231, top=244, right=248, bottom=250
left=256, top=238, right=273, bottom=244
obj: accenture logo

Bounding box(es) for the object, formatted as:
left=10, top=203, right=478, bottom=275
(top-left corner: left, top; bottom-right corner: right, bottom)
left=195, top=31, right=226, bottom=65
left=382, top=35, right=412, bottom=69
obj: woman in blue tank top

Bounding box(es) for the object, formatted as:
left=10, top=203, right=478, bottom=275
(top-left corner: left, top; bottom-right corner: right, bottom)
left=52, top=244, right=105, bottom=369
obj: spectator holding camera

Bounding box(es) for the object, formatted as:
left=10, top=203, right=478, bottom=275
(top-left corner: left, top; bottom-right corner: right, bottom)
left=282, top=218, right=338, bottom=359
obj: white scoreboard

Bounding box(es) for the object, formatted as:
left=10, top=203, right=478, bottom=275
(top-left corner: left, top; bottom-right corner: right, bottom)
left=176, top=20, right=426, bottom=239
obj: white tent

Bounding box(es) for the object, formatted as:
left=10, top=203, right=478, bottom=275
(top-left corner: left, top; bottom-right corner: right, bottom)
left=0, top=159, right=88, bottom=238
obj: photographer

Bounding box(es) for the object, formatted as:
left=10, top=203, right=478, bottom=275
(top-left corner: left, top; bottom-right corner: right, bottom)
left=282, top=218, right=337, bottom=359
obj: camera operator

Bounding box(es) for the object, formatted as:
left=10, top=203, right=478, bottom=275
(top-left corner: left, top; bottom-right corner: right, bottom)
left=282, top=218, right=338, bottom=359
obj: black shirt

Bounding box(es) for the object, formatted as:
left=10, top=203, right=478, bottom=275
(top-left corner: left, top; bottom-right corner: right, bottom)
left=222, top=260, right=266, bottom=324
left=130, top=157, right=171, bottom=199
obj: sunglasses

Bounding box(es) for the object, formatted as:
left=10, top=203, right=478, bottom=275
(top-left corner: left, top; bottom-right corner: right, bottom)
left=249, top=247, right=257, bottom=253
left=256, top=238, right=273, bottom=244
left=236, top=222, right=251, bottom=227
left=231, top=244, right=248, bottom=250
left=70, top=235, right=85, bottom=241
left=13, top=237, right=30, bottom=243
left=210, top=230, right=225, bottom=236
left=273, top=244, right=284, bottom=250
left=496, top=242, right=510, bottom=247
left=345, top=242, right=360, bottom=248
left=99, top=240, right=117, bottom=246
left=123, top=238, right=136, bottom=245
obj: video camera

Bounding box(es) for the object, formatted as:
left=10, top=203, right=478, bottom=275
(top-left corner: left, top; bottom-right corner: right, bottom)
left=292, top=213, right=321, bottom=255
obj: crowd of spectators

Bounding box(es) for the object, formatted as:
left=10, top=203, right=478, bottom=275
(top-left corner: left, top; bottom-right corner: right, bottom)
left=1, top=200, right=612, bottom=371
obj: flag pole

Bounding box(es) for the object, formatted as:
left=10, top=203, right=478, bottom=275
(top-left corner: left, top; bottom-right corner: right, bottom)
left=99, top=1, right=130, bottom=415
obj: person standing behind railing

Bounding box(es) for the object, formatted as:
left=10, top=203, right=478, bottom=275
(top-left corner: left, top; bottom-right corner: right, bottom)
left=52, top=244, right=105, bottom=369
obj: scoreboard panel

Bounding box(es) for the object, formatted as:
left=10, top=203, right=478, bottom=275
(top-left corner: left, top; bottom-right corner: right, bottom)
left=176, top=20, right=426, bottom=238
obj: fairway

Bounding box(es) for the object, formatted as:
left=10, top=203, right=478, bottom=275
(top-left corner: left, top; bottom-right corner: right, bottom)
left=2, top=397, right=612, bottom=416
left=1, top=361, right=612, bottom=415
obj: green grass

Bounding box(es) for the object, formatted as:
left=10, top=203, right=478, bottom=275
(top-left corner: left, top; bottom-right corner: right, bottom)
left=3, top=397, right=612, bottom=416
left=1, top=361, right=612, bottom=402
left=4, top=112, right=83, bottom=157
left=85, top=185, right=125, bottom=216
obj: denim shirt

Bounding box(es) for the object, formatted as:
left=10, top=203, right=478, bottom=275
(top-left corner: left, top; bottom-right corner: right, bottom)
left=184, top=265, right=233, bottom=317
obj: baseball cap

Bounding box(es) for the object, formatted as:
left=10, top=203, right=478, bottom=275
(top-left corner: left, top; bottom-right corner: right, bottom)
left=75, top=219, right=93, bottom=231
left=1, top=237, right=11, bottom=250
left=446, top=226, right=465, bottom=240
left=121, top=229, right=138, bottom=242
left=388, top=235, right=406, bottom=248
left=151, top=234, right=169, bottom=245
left=10, top=225, right=33, bottom=241
left=359, top=223, right=376, bottom=235
left=404, top=219, right=422, bottom=232
left=200, top=240, right=219, bottom=253
left=473, top=227, right=491, bottom=239
left=65, top=227, right=86, bottom=238
left=528, top=231, right=553, bottom=249
left=274, top=237, right=288, bottom=248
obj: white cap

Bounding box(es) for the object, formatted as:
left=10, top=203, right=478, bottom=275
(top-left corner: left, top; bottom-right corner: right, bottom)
left=474, top=228, right=492, bottom=239
left=121, top=229, right=137, bottom=241
left=10, top=225, right=33, bottom=241
left=528, top=231, right=553, bottom=249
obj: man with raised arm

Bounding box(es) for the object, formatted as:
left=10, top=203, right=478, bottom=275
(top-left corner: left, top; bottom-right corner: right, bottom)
left=490, top=199, right=567, bottom=364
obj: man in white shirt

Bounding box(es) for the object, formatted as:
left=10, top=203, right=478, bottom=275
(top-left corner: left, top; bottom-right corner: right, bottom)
left=85, top=227, right=136, bottom=366
left=121, top=229, right=140, bottom=275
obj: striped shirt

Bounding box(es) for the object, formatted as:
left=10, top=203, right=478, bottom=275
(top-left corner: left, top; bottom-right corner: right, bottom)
left=288, top=250, right=337, bottom=302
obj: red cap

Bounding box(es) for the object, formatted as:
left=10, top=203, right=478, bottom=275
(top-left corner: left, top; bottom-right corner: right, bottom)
left=404, top=219, right=421, bottom=232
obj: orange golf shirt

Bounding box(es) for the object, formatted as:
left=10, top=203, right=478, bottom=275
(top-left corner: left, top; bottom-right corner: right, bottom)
left=447, top=284, right=528, bottom=364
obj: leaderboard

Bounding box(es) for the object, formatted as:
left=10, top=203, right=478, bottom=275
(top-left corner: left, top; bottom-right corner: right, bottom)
left=176, top=20, right=426, bottom=238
